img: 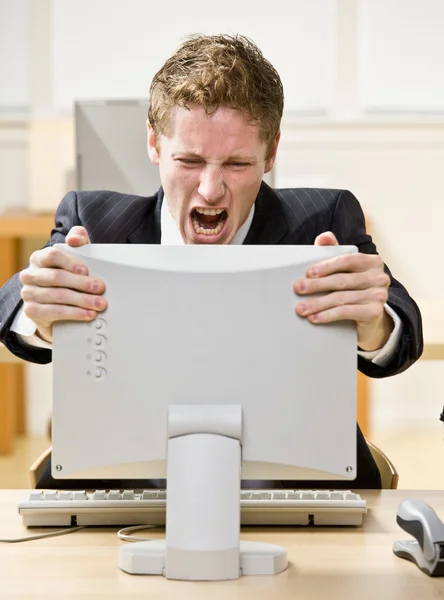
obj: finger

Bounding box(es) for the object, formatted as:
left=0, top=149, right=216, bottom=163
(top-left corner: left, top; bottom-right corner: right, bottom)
left=20, top=267, right=105, bottom=294
left=295, top=288, right=388, bottom=317
left=23, top=302, right=98, bottom=324
left=314, top=231, right=339, bottom=246
left=304, top=253, right=385, bottom=280
left=28, top=246, right=89, bottom=276
left=66, top=226, right=91, bottom=247
left=303, top=303, right=384, bottom=324
left=21, top=285, right=108, bottom=312
left=294, top=269, right=390, bottom=295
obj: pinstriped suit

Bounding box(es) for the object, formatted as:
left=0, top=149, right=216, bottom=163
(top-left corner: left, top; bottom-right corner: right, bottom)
left=0, top=183, right=423, bottom=489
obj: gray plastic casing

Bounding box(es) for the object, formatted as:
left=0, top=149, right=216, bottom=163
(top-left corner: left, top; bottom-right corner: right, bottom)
left=51, top=244, right=358, bottom=482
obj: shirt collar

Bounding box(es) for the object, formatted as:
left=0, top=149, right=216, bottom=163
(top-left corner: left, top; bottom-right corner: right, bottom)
left=160, top=199, right=255, bottom=245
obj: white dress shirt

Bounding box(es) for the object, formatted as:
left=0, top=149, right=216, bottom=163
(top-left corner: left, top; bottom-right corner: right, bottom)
left=11, top=199, right=401, bottom=366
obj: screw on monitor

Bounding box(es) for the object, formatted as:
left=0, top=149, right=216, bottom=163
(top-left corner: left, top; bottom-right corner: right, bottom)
left=56, top=465, right=63, bottom=472
left=346, top=466, right=353, bottom=473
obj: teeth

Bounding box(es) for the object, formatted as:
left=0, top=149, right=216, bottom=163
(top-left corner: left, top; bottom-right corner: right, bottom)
left=192, top=216, right=225, bottom=236
left=195, top=208, right=225, bottom=216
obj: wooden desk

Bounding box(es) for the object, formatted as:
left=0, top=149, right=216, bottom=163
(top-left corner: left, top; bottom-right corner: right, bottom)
left=0, top=211, right=54, bottom=454
left=0, top=490, right=443, bottom=598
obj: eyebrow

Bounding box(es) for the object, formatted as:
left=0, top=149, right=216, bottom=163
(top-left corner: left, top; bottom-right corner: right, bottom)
left=172, top=152, right=257, bottom=162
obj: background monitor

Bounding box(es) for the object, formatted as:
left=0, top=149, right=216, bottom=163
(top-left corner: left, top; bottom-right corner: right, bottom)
left=51, top=244, right=357, bottom=483
left=75, top=99, right=161, bottom=195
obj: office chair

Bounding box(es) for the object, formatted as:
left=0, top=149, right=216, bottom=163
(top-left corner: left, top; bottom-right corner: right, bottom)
left=366, top=440, right=399, bottom=489
left=29, top=446, right=52, bottom=489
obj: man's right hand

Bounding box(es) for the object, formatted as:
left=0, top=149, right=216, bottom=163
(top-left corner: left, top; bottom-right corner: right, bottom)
left=19, top=226, right=107, bottom=343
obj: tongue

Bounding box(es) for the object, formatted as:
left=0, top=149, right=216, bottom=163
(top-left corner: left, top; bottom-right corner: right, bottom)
left=197, top=214, right=221, bottom=229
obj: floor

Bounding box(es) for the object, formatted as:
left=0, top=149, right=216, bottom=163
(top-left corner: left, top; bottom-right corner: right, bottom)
left=0, top=430, right=443, bottom=490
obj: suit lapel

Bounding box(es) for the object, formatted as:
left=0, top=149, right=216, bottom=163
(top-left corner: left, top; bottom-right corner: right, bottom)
left=243, top=182, right=288, bottom=245
left=126, top=189, right=163, bottom=244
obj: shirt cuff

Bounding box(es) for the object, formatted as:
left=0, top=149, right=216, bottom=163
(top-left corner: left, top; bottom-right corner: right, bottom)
left=357, top=304, right=402, bottom=367
left=10, top=306, right=53, bottom=350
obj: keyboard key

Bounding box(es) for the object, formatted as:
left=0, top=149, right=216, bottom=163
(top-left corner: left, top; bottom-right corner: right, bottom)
left=92, top=490, right=107, bottom=501
left=72, top=491, right=87, bottom=501
left=29, top=491, right=43, bottom=501
left=58, top=491, right=72, bottom=501
left=157, top=491, right=167, bottom=499
left=122, top=490, right=135, bottom=500
left=345, top=493, right=358, bottom=501
left=107, top=490, right=121, bottom=500
left=142, top=491, right=157, bottom=500
left=43, top=491, right=58, bottom=501
left=272, top=492, right=286, bottom=500
left=329, top=492, right=344, bottom=500
left=316, top=492, right=330, bottom=500
left=301, top=491, right=315, bottom=499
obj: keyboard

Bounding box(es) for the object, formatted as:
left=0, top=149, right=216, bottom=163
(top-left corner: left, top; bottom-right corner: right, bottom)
left=18, top=489, right=367, bottom=527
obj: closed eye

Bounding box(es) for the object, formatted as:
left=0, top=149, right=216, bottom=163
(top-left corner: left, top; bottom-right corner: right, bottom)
left=175, top=159, right=251, bottom=167
left=176, top=158, right=202, bottom=165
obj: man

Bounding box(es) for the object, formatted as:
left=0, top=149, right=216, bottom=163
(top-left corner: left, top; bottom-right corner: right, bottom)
left=0, top=34, right=422, bottom=489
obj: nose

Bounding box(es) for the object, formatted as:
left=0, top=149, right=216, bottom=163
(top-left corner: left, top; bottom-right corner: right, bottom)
left=198, top=166, right=225, bottom=203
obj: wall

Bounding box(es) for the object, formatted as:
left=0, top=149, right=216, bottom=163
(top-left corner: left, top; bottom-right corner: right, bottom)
left=276, top=118, right=444, bottom=431
left=0, top=0, right=443, bottom=435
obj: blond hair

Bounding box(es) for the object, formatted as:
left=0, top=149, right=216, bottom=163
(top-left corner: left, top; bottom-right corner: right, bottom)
left=148, top=34, right=284, bottom=157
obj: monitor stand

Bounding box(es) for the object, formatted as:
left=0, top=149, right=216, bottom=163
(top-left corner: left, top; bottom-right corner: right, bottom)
left=118, top=405, right=288, bottom=580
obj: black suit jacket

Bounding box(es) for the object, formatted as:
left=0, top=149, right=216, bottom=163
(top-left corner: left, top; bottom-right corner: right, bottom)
left=0, top=184, right=423, bottom=489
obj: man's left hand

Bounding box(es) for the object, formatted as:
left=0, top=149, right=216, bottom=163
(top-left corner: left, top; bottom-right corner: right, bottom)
left=293, top=231, right=393, bottom=352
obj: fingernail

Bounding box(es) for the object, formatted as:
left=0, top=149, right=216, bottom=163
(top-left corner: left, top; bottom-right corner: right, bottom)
left=75, top=264, right=87, bottom=275
left=298, top=303, right=308, bottom=315
left=93, top=281, right=101, bottom=293
left=94, top=296, right=105, bottom=309
left=297, top=281, right=306, bottom=292
left=309, top=268, right=318, bottom=277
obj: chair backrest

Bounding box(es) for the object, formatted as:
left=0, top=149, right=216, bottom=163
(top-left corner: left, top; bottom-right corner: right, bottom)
left=366, top=439, right=399, bottom=489
left=29, top=446, right=52, bottom=488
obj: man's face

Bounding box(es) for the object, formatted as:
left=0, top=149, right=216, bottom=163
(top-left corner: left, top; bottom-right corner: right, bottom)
left=147, top=105, right=279, bottom=244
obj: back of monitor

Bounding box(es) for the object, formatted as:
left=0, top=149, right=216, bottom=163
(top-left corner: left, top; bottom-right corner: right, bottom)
left=51, top=245, right=357, bottom=482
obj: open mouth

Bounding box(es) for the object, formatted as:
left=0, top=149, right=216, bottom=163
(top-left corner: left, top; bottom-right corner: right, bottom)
left=191, top=207, right=228, bottom=236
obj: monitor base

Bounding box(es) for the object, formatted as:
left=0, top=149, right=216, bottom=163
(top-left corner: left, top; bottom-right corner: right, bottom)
left=118, top=539, right=288, bottom=578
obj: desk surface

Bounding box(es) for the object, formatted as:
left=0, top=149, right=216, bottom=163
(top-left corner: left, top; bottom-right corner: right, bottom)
left=0, top=490, right=443, bottom=599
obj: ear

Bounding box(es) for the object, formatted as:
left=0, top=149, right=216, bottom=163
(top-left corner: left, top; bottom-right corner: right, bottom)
left=264, top=131, right=281, bottom=173
left=147, top=122, right=160, bottom=165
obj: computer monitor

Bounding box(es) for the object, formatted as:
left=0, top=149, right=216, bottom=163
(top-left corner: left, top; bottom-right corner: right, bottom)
left=51, top=243, right=358, bottom=580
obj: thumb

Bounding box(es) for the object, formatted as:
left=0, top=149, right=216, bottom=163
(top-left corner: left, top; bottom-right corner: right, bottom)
left=66, top=226, right=91, bottom=247
left=314, top=231, right=339, bottom=246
